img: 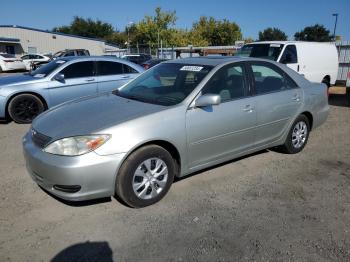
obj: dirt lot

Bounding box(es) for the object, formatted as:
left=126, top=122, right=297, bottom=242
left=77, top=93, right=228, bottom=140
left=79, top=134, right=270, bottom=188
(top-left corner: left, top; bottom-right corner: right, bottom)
left=0, top=90, right=349, bottom=261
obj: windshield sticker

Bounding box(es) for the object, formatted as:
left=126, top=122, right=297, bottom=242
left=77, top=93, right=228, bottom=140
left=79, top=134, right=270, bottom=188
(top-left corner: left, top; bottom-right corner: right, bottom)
left=33, top=74, right=45, bottom=78
left=55, top=60, right=66, bottom=64
left=270, top=44, right=281, bottom=47
left=180, top=66, right=203, bottom=72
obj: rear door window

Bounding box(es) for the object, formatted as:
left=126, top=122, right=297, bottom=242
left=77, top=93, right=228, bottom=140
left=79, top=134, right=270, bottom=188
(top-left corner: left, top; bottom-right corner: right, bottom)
left=60, top=61, right=95, bottom=79
left=97, top=61, right=123, bottom=75
left=123, top=64, right=138, bottom=74
left=250, top=62, right=297, bottom=94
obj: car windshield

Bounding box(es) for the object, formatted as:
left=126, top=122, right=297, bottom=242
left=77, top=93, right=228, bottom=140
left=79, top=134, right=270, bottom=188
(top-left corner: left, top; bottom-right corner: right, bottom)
left=236, top=44, right=284, bottom=61
left=29, top=59, right=67, bottom=77
left=116, top=63, right=213, bottom=106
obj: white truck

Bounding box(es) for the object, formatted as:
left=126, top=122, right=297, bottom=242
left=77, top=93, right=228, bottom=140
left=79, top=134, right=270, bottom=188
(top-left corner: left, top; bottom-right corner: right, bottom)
left=237, top=41, right=339, bottom=87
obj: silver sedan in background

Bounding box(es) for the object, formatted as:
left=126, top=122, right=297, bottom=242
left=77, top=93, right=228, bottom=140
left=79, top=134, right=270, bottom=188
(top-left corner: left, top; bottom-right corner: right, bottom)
left=23, top=57, right=329, bottom=208
left=0, top=56, right=143, bottom=123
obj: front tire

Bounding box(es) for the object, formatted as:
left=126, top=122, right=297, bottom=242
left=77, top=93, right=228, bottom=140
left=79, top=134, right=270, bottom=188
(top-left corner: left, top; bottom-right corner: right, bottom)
left=280, top=115, right=310, bottom=154
left=8, top=94, right=45, bottom=124
left=115, top=145, right=175, bottom=208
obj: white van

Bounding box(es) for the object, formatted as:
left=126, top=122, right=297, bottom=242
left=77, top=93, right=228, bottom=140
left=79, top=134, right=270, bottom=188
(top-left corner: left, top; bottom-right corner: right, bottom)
left=237, top=41, right=339, bottom=87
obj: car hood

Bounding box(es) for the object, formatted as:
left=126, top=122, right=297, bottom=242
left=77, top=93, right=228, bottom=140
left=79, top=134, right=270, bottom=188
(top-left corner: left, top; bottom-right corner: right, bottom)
left=32, top=92, right=166, bottom=139
left=0, top=74, right=41, bottom=87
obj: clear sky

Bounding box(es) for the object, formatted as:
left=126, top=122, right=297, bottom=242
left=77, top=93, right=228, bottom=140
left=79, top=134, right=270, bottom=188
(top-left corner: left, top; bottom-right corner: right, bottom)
left=1, top=0, right=349, bottom=40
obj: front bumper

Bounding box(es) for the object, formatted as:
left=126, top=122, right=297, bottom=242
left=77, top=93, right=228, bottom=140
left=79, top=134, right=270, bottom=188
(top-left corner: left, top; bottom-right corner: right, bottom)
left=0, top=95, right=6, bottom=119
left=22, top=132, right=126, bottom=201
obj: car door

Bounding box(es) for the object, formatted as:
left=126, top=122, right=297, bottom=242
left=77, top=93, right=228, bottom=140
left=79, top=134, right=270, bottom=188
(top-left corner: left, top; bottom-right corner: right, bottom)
left=96, top=61, right=139, bottom=93
left=48, top=60, right=98, bottom=106
left=186, top=62, right=257, bottom=169
left=248, top=61, right=303, bottom=147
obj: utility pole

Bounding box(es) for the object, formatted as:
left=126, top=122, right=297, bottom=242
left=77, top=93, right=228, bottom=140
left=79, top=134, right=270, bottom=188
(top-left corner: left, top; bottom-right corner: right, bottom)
left=157, top=29, right=160, bottom=58
left=127, top=21, right=134, bottom=53
left=332, top=13, right=339, bottom=41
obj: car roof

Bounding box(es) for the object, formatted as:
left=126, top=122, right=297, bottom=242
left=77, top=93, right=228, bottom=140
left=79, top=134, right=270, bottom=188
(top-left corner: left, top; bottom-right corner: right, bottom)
left=55, top=56, right=145, bottom=72
left=164, top=56, right=250, bottom=66
left=246, top=41, right=334, bottom=45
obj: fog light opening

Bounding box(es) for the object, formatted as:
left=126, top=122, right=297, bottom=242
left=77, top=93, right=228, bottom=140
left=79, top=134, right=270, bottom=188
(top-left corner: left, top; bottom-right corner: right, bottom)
left=53, top=185, right=81, bottom=193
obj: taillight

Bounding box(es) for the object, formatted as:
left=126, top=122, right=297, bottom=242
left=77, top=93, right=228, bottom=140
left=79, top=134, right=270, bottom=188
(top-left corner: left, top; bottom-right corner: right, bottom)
left=347, top=71, right=350, bottom=79
left=143, top=64, right=150, bottom=70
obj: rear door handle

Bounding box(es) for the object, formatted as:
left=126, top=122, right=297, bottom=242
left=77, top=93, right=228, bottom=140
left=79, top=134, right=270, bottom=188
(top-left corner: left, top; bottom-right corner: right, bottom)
left=85, top=78, right=95, bottom=82
left=243, top=105, right=254, bottom=112
left=121, top=75, right=131, bottom=79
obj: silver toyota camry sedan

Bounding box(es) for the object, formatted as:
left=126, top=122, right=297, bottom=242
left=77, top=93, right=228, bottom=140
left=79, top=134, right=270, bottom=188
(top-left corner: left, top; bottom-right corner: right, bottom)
left=23, top=57, right=329, bottom=207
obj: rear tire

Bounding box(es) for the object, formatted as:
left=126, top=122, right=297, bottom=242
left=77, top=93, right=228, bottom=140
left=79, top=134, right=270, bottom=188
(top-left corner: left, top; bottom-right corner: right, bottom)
left=8, top=94, right=45, bottom=124
left=279, top=115, right=310, bottom=154
left=115, top=145, right=175, bottom=208
left=322, top=77, right=330, bottom=88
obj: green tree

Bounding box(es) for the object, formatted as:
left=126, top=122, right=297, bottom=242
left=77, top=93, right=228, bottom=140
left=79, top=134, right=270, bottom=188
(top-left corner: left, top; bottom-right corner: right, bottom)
left=191, top=16, right=242, bottom=46
left=53, top=16, right=114, bottom=39
left=258, top=27, right=288, bottom=41
left=133, top=7, right=177, bottom=45
left=294, top=24, right=332, bottom=42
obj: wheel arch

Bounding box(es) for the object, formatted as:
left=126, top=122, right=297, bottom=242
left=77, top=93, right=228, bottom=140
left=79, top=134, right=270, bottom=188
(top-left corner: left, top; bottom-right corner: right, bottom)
left=5, top=91, right=48, bottom=120
left=300, top=111, right=313, bottom=130
left=119, top=139, right=182, bottom=177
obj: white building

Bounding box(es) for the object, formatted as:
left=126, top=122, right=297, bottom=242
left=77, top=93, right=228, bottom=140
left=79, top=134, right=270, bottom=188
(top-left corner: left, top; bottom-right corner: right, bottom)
left=0, top=25, right=121, bottom=56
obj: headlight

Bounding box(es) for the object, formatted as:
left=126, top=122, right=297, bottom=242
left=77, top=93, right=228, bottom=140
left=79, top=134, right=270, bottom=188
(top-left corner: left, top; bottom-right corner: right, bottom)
left=43, top=135, right=111, bottom=156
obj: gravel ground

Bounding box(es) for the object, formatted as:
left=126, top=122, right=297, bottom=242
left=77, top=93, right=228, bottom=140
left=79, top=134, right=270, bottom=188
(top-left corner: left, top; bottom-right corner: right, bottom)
left=0, top=92, right=349, bottom=261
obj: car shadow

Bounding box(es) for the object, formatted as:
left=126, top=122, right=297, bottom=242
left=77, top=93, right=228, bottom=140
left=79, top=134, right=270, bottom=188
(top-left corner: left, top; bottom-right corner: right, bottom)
left=328, top=90, right=350, bottom=108
left=51, top=241, right=113, bottom=262
left=39, top=186, right=112, bottom=207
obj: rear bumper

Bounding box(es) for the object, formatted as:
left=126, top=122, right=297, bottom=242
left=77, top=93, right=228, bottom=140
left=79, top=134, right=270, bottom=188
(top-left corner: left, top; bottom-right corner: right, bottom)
left=313, top=104, right=330, bottom=129
left=22, top=131, right=126, bottom=201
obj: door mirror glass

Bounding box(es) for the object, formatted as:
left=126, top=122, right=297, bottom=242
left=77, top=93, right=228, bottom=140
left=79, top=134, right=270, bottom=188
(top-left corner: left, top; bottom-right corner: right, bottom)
left=195, top=94, right=221, bottom=107
left=53, top=73, right=65, bottom=82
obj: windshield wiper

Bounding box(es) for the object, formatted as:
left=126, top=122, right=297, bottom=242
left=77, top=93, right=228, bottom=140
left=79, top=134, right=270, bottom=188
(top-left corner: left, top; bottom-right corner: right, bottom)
left=113, top=90, right=155, bottom=104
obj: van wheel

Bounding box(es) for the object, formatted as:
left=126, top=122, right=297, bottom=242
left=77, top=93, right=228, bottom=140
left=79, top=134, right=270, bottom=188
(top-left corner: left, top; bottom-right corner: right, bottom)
left=322, top=77, right=330, bottom=88
left=279, top=115, right=310, bottom=154
left=8, top=94, right=45, bottom=124
left=115, top=145, right=175, bottom=208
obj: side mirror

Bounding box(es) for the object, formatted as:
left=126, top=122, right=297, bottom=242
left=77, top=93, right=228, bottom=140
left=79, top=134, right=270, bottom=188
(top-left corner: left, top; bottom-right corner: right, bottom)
left=194, top=94, right=221, bottom=108
left=53, top=73, right=65, bottom=82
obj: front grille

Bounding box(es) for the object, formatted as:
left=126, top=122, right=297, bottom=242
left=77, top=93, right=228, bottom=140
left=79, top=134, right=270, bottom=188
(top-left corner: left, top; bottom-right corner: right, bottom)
left=31, top=129, right=51, bottom=148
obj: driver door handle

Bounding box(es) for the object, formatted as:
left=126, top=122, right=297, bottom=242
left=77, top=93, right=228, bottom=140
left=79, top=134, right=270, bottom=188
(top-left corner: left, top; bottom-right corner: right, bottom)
left=85, top=78, right=95, bottom=82
left=243, top=105, right=254, bottom=113
left=121, top=75, right=131, bottom=79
